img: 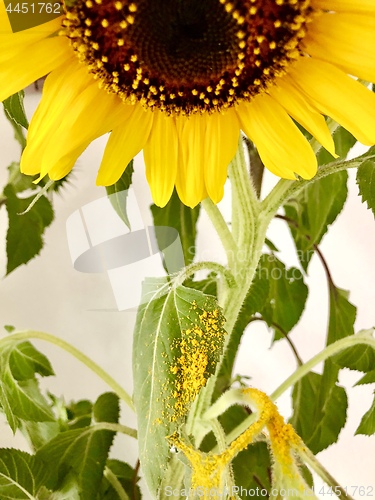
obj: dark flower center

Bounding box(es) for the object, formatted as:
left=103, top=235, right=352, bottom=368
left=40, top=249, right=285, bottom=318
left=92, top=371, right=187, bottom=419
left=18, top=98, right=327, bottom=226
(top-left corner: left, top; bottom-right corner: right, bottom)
left=64, top=0, right=314, bottom=115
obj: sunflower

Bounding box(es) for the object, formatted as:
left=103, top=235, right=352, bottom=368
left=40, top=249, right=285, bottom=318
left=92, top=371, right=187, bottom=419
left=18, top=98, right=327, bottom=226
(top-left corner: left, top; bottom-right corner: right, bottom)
left=1, top=0, right=375, bottom=208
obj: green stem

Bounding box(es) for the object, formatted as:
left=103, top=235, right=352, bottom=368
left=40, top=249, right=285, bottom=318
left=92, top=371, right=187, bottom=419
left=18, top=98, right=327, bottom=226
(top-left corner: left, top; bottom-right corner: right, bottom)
left=299, top=447, right=354, bottom=500
left=93, top=422, right=137, bottom=439
left=1, top=331, right=134, bottom=411
left=174, top=261, right=236, bottom=289
left=225, top=331, right=375, bottom=443
left=104, top=466, right=130, bottom=500
left=270, top=332, right=375, bottom=400
left=201, top=198, right=237, bottom=270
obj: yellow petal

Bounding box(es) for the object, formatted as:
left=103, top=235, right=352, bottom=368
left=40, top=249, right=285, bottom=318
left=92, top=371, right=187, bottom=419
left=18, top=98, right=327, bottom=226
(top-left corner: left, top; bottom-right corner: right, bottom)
left=0, top=35, right=71, bottom=101
left=306, top=13, right=375, bottom=82
left=269, top=76, right=336, bottom=156
left=204, top=110, right=240, bottom=203
left=175, top=114, right=208, bottom=208
left=237, top=94, right=317, bottom=180
left=97, top=104, right=154, bottom=185
left=21, top=60, right=93, bottom=175
left=143, top=111, right=178, bottom=208
left=312, top=0, right=375, bottom=13
left=289, top=58, right=375, bottom=146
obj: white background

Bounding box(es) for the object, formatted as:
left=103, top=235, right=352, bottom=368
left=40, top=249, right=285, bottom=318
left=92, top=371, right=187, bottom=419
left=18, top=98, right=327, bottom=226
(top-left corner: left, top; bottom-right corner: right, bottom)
left=0, top=88, right=374, bottom=498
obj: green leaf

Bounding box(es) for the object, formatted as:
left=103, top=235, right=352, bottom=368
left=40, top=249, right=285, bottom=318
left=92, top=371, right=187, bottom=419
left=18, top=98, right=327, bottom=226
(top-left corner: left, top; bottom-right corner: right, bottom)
left=133, top=279, right=226, bottom=496
left=291, top=286, right=355, bottom=453
left=105, top=161, right=134, bottom=230
left=232, top=442, right=272, bottom=497
left=100, top=459, right=141, bottom=500
left=356, top=369, right=375, bottom=386
left=284, top=170, right=348, bottom=271
left=356, top=160, right=375, bottom=218
left=290, top=371, right=348, bottom=454
left=327, top=287, right=356, bottom=345
left=355, top=395, right=375, bottom=436
left=0, top=448, right=51, bottom=499
left=151, top=189, right=200, bottom=267
left=0, top=340, right=55, bottom=432
left=3, top=91, right=28, bottom=150
left=9, top=342, right=54, bottom=381
left=258, top=254, right=308, bottom=341
left=37, top=393, right=120, bottom=500
left=334, top=333, right=375, bottom=373
left=0, top=449, right=35, bottom=499
left=3, top=90, right=29, bottom=127
left=4, top=184, right=54, bottom=275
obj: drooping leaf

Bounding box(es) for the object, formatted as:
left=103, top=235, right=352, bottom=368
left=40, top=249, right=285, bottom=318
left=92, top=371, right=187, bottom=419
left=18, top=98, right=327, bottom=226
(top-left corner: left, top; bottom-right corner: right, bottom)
left=356, top=159, right=375, bottom=219
left=133, top=279, right=226, bottom=496
left=355, top=395, right=375, bottom=436
left=0, top=340, right=55, bottom=432
left=151, top=189, right=200, bottom=267
left=4, top=184, right=54, bottom=275
left=284, top=170, right=348, bottom=271
left=290, top=371, right=347, bottom=454
left=258, top=254, right=308, bottom=341
left=105, top=160, right=134, bottom=230
left=37, top=393, right=120, bottom=500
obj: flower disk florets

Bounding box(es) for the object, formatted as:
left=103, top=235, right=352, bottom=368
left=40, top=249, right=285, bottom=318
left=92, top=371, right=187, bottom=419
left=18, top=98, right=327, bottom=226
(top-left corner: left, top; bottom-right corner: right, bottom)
left=63, top=0, right=314, bottom=115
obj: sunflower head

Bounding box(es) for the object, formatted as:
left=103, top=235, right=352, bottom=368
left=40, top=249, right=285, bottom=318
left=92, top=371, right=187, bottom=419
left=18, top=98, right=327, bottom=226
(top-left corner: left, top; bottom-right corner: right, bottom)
left=63, top=0, right=314, bottom=115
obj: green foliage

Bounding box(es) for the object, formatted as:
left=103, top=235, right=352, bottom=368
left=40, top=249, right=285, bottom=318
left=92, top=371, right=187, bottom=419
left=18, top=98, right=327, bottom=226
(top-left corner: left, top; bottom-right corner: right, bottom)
left=151, top=189, right=200, bottom=267
left=106, top=160, right=134, bottom=229
left=355, top=396, right=375, bottom=436
left=133, top=279, right=226, bottom=496
left=290, top=371, right=348, bottom=454
left=0, top=448, right=51, bottom=499
left=284, top=170, right=348, bottom=271
left=356, top=158, right=375, bottom=218
left=2, top=90, right=28, bottom=150
left=232, top=442, right=272, bottom=496
left=257, top=254, right=308, bottom=341
left=291, top=286, right=357, bottom=453
left=4, top=184, right=54, bottom=275
left=36, top=393, right=120, bottom=500
left=0, top=340, right=55, bottom=432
